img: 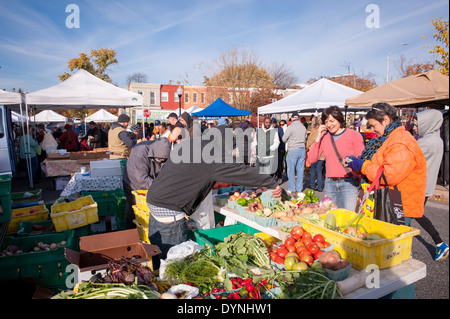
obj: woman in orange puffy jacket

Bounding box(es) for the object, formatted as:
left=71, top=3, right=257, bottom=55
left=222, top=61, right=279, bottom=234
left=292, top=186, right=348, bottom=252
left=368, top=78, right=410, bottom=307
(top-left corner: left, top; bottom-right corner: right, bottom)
left=345, top=103, right=427, bottom=220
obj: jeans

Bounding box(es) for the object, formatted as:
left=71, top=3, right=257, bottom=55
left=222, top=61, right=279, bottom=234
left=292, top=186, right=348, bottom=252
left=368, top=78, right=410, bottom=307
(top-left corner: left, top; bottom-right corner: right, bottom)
left=309, top=160, right=324, bottom=191
left=286, top=147, right=306, bottom=192
left=324, top=177, right=359, bottom=212
left=148, top=213, right=188, bottom=261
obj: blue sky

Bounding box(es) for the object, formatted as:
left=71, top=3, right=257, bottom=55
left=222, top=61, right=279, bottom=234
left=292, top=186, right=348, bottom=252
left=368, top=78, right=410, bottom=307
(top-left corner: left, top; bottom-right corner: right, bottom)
left=0, top=0, right=448, bottom=93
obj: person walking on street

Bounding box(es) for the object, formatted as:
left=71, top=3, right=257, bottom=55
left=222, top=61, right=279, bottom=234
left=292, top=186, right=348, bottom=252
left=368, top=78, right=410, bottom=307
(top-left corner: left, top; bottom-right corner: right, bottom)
left=254, top=116, right=280, bottom=175
left=271, top=118, right=285, bottom=184
left=282, top=111, right=307, bottom=197
left=309, top=106, right=364, bottom=211
left=306, top=116, right=325, bottom=192
left=414, top=109, right=449, bottom=261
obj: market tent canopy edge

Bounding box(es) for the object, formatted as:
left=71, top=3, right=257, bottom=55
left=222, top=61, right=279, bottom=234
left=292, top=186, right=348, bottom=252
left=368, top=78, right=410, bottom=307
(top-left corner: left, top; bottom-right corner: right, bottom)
left=345, top=70, right=449, bottom=108
left=23, top=69, right=143, bottom=110
left=258, top=78, right=364, bottom=115
left=0, top=90, right=22, bottom=105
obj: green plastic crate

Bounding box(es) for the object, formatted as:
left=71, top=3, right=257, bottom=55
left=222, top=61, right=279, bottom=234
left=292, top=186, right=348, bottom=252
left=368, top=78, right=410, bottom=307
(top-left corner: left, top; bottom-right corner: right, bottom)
left=0, top=174, right=12, bottom=223
left=81, top=189, right=125, bottom=217
left=193, top=223, right=259, bottom=246
left=11, top=189, right=42, bottom=205
left=17, top=220, right=87, bottom=251
left=0, top=230, right=74, bottom=288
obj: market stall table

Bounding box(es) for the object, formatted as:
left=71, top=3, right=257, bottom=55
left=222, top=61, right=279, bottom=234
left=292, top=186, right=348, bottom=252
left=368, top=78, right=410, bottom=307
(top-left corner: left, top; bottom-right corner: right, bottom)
left=43, top=159, right=84, bottom=177
left=213, top=204, right=427, bottom=299
left=60, top=172, right=123, bottom=198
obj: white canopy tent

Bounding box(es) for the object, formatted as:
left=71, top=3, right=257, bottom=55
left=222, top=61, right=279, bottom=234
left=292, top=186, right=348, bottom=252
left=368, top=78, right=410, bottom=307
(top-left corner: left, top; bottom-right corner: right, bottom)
left=258, top=78, right=364, bottom=115
left=23, top=69, right=143, bottom=110
left=7, top=69, right=143, bottom=187
left=32, top=110, right=67, bottom=122
left=186, top=105, right=204, bottom=114
left=0, top=90, right=22, bottom=105
left=85, top=109, right=118, bottom=122
left=11, top=111, right=27, bottom=122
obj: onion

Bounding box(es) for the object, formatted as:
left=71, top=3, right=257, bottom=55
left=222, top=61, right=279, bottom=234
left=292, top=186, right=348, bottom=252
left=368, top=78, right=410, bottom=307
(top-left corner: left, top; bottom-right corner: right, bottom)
left=58, top=241, right=67, bottom=247
left=320, top=197, right=333, bottom=209
left=160, top=292, right=178, bottom=299
left=7, top=245, right=19, bottom=254
left=49, top=243, right=58, bottom=250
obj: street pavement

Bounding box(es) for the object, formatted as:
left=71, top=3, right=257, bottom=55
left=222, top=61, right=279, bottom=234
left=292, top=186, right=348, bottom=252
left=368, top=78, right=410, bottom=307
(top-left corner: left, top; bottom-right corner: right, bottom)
left=9, top=171, right=450, bottom=299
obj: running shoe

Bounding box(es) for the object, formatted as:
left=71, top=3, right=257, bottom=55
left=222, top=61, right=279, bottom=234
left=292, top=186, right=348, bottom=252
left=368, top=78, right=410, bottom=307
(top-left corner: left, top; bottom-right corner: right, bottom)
left=435, top=242, right=449, bottom=261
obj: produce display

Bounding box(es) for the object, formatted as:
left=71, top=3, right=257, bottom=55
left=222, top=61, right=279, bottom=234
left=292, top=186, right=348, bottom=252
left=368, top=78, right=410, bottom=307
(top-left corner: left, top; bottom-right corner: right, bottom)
left=1, top=240, right=67, bottom=256
left=4, top=182, right=418, bottom=300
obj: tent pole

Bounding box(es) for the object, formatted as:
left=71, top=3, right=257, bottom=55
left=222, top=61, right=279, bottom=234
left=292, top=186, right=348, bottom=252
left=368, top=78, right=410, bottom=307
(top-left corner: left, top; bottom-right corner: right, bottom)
left=21, top=93, right=33, bottom=188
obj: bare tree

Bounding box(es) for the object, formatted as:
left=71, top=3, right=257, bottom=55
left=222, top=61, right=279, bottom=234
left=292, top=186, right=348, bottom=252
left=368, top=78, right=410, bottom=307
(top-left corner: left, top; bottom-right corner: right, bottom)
left=267, top=62, right=298, bottom=89
left=126, top=72, right=148, bottom=86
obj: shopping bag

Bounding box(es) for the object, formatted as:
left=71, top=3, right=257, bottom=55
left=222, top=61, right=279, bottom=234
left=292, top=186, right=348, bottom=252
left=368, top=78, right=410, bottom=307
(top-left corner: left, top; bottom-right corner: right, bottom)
left=370, top=167, right=405, bottom=225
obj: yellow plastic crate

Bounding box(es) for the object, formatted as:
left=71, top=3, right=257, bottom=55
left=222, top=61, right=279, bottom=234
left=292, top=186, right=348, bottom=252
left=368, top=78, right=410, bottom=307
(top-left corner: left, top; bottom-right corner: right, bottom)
left=132, top=205, right=149, bottom=228
left=50, top=195, right=99, bottom=232
left=132, top=190, right=149, bottom=212
left=299, top=209, right=420, bottom=270
left=133, top=219, right=150, bottom=243
left=7, top=204, right=49, bottom=235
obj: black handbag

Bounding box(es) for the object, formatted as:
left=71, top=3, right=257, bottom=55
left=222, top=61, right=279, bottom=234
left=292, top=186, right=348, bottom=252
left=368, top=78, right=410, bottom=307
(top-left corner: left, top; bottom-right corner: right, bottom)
left=370, top=167, right=405, bottom=225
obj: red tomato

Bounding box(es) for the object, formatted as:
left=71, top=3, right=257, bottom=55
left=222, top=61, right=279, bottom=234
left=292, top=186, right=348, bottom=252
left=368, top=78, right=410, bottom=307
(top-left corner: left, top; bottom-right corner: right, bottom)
left=274, top=256, right=285, bottom=264
left=302, top=231, right=312, bottom=239
left=314, top=250, right=325, bottom=259
left=290, top=226, right=304, bottom=237
left=294, top=241, right=305, bottom=249
left=291, top=233, right=301, bottom=241
left=307, top=243, right=319, bottom=254
left=299, top=249, right=312, bottom=258
left=285, top=237, right=296, bottom=247
left=302, top=237, right=313, bottom=246
left=300, top=255, right=314, bottom=266
left=271, top=247, right=278, bottom=253
left=296, top=245, right=307, bottom=255
left=270, top=252, right=278, bottom=262
left=286, top=245, right=296, bottom=253
left=279, top=244, right=286, bottom=250
left=277, top=248, right=289, bottom=258
left=316, top=242, right=324, bottom=249
left=323, top=242, right=331, bottom=248
left=313, top=234, right=325, bottom=243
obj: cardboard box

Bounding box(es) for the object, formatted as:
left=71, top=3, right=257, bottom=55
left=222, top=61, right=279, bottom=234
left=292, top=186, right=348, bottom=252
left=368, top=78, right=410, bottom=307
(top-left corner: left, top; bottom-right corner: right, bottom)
left=54, top=176, right=71, bottom=190
left=64, top=229, right=161, bottom=282
left=90, top=159, right=123, bottom=177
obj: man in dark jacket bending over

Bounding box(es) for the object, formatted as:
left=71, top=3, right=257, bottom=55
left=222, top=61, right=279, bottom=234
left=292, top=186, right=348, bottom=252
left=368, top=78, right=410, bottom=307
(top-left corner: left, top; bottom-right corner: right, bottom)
left=122, top=138, right=172, bottom=229
left=146, top=125, right=282, bottom=259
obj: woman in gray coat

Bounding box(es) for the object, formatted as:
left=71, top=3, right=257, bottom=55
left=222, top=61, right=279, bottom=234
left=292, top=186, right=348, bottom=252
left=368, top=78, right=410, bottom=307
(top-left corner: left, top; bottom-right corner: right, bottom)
left=414, top=109, right=448, bottom=261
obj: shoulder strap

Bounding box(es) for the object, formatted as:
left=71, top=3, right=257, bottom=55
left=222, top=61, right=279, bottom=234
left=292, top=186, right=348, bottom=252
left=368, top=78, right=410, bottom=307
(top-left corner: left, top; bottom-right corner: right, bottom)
left=329, top=133, right=352, bottom=175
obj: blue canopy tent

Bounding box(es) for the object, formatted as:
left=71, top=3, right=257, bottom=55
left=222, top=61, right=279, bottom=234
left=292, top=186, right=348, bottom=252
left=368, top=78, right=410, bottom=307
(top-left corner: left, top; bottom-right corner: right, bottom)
left=193, top=98, right=250, bottom=120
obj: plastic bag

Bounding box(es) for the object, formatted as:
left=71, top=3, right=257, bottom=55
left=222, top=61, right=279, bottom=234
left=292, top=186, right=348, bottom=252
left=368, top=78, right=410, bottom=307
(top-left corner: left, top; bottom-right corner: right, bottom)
left=167, top=284, right=199, bottom=299
left=159, top=240, right=202, bottom=280
left=190, top=191, right=215, bottom=230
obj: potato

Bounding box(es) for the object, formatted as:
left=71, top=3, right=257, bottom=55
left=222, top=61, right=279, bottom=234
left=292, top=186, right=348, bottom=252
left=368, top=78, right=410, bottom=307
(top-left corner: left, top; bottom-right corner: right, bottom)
left=273, top=211, right=287, bottom=219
